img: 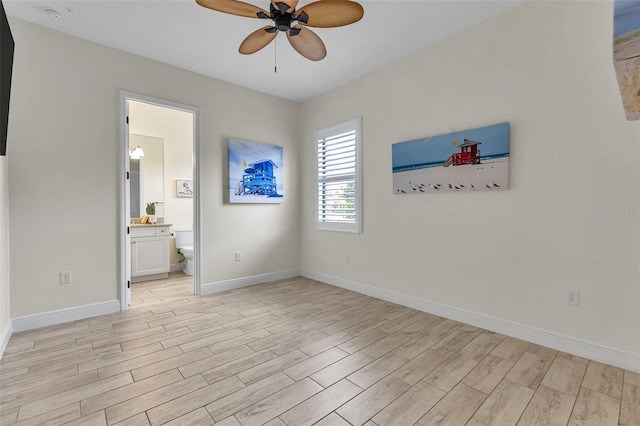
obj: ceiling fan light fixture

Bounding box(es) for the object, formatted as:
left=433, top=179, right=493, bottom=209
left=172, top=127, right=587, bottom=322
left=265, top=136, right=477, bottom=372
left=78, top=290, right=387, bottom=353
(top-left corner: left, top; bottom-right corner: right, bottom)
left=275, top=13, right=292, bottom=31
left=196, top=0, right=363, bottom=61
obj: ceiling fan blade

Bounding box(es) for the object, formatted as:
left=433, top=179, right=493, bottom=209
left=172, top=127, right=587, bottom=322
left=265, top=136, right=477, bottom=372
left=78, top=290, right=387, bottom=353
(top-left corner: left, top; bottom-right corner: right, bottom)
left=287, top=26, right=326, bottom=61
left=271, top=0, right=299, bottom=14
left=296, top=0, right=363, bottom=28
left=196, top=0, right=270, bottom=19
left=239, top=26, right=278, bottom=54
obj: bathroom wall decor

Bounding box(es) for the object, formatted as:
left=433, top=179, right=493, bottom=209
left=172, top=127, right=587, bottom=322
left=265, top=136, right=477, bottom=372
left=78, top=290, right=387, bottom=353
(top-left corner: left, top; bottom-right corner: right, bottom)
left=228, top=138, right=284, bottom=204
left=176, top=179, right=193, bottom=197
left=392, top=122, right=510, bottom=194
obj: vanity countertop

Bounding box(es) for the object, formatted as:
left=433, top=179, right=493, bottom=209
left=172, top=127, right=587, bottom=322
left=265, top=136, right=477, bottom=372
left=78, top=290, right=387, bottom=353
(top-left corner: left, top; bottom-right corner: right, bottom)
left=131, top=223, right=172, bottom=228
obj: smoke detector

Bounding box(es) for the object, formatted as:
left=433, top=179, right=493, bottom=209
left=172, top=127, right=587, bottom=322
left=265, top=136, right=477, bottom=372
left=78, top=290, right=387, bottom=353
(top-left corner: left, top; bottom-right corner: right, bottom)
left=44, top=8, right=64, bottom=21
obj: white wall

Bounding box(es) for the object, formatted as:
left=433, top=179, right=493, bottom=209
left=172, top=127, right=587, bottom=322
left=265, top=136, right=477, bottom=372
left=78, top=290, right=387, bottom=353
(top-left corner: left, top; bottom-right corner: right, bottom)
left=0, top=155, right=10, bottom=350
left=300, top=1, right=640, bottom=359
left=5, top=1, right=637, bottom=369
left=7, top=18, right=300, bottom=317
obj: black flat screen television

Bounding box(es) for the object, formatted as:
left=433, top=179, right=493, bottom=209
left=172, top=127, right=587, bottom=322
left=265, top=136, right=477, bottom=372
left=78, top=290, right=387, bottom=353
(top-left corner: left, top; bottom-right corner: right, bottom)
left=1, top=0, right=14, bottom=156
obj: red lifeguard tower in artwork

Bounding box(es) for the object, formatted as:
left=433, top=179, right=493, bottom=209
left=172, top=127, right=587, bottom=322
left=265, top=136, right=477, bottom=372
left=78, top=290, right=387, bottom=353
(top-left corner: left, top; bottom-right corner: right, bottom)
left=444, top=138, right=482, bottom=167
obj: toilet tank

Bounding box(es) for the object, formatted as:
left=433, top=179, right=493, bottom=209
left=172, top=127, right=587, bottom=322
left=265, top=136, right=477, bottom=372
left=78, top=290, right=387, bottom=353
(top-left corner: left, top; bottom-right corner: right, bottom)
left=174, top=229, right=193, bottom=249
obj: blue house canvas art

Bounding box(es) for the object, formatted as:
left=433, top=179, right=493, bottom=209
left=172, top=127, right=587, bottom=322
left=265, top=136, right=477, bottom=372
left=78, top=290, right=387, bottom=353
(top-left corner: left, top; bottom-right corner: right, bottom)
left=229, top=139, right=284, bottom=203
left=392, top=122, right=510, bottom=194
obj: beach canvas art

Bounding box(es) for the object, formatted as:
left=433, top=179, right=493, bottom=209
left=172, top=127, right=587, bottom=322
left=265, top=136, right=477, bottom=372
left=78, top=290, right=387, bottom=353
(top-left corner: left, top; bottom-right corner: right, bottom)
left=392, top=122, right=509, bottom=194
left=228, top=139, right=284, bottom=204
left=613, top=0, right=640, bottom=121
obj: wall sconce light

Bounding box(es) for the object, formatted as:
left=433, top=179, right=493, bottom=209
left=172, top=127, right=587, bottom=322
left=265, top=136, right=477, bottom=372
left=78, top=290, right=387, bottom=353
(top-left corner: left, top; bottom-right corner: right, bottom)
left=130, top=145, right=144, bottom=159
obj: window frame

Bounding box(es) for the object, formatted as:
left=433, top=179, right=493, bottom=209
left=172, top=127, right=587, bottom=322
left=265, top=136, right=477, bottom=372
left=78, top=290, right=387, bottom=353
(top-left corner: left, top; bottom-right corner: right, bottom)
left=315, top=117, right=362, bottom=234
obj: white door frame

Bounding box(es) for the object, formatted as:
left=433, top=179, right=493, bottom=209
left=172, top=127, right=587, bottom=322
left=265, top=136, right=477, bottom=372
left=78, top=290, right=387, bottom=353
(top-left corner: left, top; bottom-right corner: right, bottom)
left=119, top=91, right=202, bottom=310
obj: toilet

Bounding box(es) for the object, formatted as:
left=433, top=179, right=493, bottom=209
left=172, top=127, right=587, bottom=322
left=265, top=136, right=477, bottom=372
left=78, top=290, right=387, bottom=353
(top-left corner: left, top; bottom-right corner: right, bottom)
left=174, top=229, right=194, bottom=276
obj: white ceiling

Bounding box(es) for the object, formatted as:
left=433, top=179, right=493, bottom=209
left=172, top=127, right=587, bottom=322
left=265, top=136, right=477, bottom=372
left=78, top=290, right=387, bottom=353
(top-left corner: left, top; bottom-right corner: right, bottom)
left=4, top=0, right=521, bottom=102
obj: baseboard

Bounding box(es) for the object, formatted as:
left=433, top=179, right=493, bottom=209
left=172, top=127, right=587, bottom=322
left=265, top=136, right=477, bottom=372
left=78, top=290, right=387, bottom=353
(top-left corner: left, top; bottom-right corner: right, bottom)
left=0, top=321, right=12, bottom=359
left=301, top=269, right=640, bottom=373
left=132, top=273, right=169, bottom=283
left=201, top=269, right=301, bottom=296
left=11, top=300, right=121, bottom=333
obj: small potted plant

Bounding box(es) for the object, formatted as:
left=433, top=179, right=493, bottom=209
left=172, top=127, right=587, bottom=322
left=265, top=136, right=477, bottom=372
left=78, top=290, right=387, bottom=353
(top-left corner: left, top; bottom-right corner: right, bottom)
left=146, top=202, right=156, bottom=224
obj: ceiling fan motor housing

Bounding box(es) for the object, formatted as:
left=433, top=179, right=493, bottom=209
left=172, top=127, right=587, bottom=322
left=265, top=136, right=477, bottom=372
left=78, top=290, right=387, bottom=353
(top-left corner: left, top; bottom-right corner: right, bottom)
left=274, top=11, right=293, bottom=32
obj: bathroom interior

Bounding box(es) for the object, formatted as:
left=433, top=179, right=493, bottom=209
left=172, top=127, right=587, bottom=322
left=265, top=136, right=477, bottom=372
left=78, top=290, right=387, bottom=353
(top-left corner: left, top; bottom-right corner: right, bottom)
left=128, top=100, right=195, bottom=297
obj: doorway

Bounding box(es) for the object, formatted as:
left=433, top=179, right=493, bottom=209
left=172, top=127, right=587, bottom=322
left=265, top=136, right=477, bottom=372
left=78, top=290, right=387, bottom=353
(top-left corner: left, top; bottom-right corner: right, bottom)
left=120, top=92, right=201, bottom=310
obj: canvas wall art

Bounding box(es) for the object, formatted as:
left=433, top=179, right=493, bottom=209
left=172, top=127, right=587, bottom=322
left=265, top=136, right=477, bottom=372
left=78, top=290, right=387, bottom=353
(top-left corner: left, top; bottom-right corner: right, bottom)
left=613, top=0, right=640, bottom=121
left=228, top=138, right=284, bottom=204
left=176, top=179, right=193, bottom=197
left=392, top=122, right=509, bottom=194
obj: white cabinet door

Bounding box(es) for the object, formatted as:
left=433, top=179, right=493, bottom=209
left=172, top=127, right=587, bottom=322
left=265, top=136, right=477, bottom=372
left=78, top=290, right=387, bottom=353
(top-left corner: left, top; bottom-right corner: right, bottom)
left=131, top=236, right=170, bottom=277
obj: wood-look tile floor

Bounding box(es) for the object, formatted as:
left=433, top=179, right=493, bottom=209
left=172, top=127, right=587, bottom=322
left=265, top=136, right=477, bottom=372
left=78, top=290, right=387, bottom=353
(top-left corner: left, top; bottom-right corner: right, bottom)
left=1, top=274, right=639, bottom=426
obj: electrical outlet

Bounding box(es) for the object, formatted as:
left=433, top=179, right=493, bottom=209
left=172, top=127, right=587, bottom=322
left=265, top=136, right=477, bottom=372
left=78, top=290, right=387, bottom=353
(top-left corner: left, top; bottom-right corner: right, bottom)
left=60, top=271, right=71, bottom=285
left=345, top=255, right=350, bottom=264
left=567, top=291, right=579, bottom=306
left=235, top=252, right=241, bottom=261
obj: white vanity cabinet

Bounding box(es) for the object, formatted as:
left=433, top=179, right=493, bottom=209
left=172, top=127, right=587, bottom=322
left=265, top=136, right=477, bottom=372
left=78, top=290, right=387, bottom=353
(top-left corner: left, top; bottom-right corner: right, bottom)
left=131, top=224, right=171, bottom=282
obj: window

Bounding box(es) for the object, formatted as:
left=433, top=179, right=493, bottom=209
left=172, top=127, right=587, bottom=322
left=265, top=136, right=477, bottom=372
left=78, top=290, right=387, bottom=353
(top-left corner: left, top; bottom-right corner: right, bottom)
left=315, top=117, right=362, bottom=233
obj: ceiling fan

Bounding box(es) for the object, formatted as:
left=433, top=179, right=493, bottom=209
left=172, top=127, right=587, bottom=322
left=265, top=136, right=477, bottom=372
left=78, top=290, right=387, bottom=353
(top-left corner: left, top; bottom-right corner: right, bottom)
left=195, top=0, right=364, bottom=61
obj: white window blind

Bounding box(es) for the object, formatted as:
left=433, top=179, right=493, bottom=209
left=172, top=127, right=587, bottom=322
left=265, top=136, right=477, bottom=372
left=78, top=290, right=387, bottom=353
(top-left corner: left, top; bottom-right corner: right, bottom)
left=315, top=117, right=362, bottom=233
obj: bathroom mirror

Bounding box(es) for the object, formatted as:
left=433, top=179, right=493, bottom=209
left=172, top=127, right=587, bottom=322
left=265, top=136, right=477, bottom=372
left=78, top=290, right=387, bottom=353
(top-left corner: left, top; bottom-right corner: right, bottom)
left=130, top=134, right=164, bottom=218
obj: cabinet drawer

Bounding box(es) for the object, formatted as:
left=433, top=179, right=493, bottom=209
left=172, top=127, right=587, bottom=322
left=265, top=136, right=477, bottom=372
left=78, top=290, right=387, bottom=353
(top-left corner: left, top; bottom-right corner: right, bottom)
left=155, top=226, right=170, bottom=236
left=131, top=227, right=156, bottom=237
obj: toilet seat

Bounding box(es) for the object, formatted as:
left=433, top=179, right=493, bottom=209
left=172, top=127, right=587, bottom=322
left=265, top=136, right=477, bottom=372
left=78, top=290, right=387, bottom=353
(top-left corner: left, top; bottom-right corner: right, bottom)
left=180, top=245, right=193, bottom=254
